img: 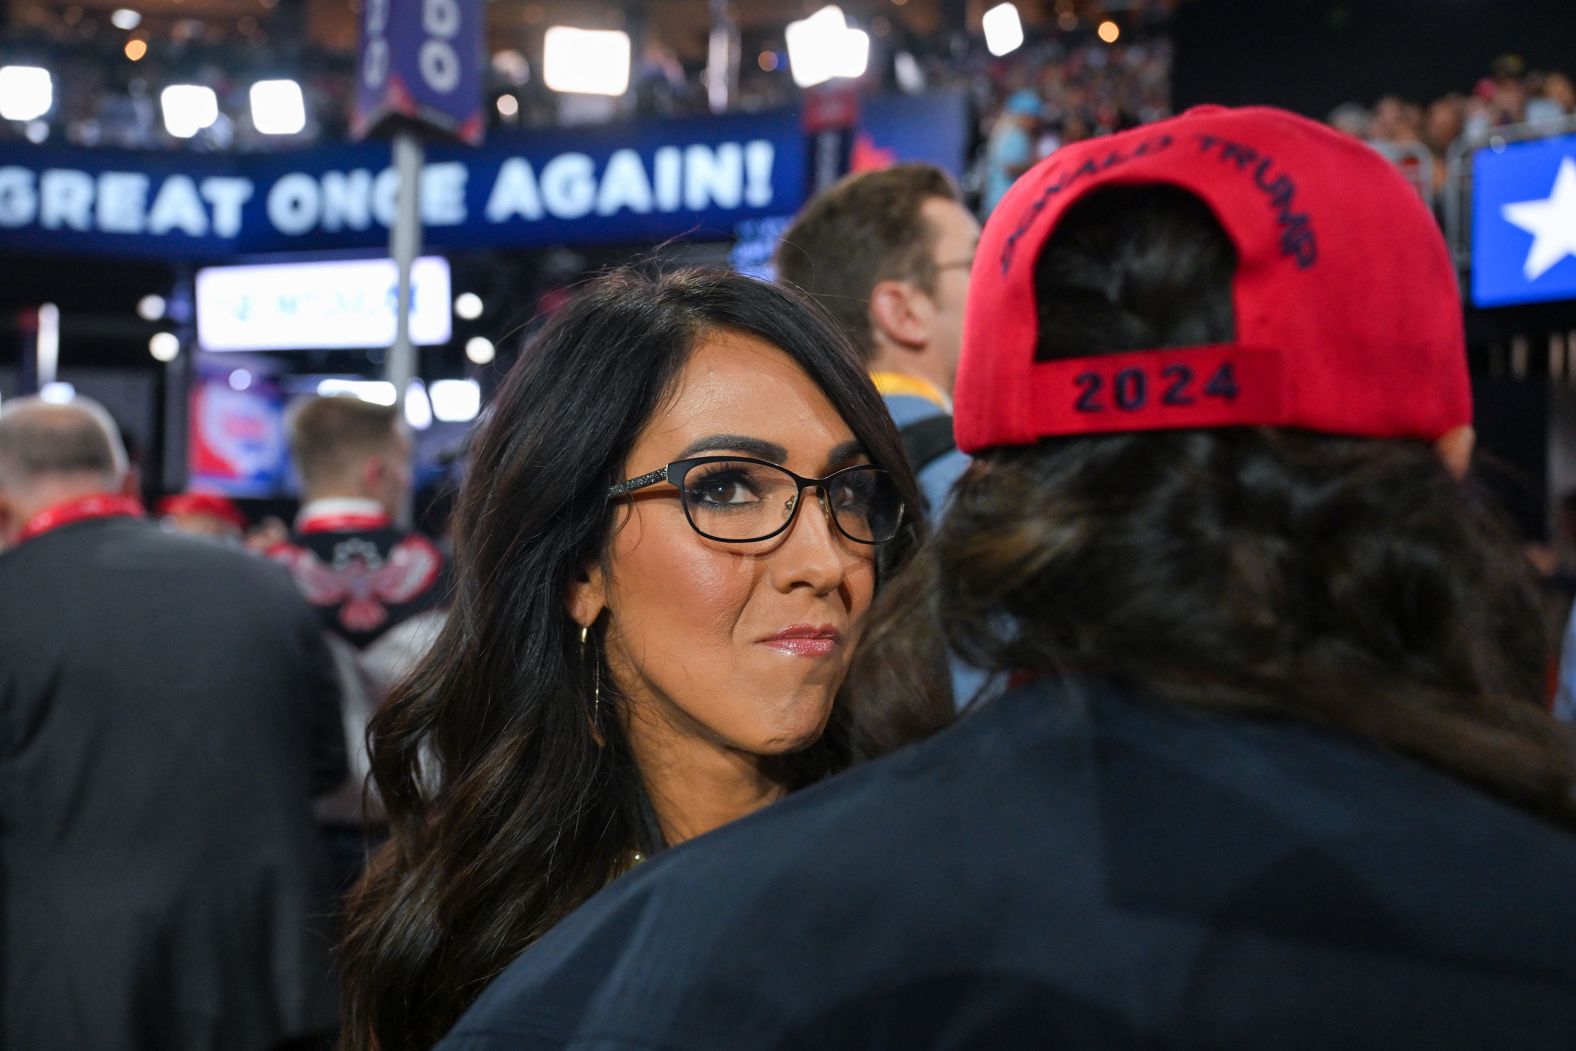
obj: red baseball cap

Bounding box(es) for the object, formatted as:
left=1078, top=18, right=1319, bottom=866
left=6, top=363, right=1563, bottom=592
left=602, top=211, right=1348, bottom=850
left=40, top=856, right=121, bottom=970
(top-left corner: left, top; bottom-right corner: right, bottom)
left=156, top=491, right=248, bottom=531
left=955, top=105, right=1469, bottom=453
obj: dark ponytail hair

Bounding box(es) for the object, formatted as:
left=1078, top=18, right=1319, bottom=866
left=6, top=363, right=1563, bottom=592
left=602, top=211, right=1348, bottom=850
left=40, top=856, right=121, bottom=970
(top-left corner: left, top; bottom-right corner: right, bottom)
left=855, top=185, right=1576, bottom=827
left=338, top=268, right=937, bottom=1051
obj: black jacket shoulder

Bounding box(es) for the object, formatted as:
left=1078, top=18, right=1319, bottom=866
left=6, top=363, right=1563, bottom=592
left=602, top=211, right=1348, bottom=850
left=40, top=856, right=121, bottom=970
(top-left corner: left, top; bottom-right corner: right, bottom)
left=441, top=676, right=1576, bottom=1050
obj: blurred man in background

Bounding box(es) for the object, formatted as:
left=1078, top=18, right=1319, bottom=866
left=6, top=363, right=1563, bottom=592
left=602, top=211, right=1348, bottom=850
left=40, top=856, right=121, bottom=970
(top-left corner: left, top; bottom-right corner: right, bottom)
left=776, top=163, right=979, bottom=517
left=268, top=395, right=450, bottom=883
left=0, top=396, right=343, bottom=1051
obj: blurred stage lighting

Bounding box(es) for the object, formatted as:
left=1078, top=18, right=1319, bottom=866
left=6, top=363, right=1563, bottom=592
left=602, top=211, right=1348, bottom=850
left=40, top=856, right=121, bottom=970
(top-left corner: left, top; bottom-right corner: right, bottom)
left=137, top=294, right=166, bottom=321
left=40, top=382, right=77, bottom=404
left=1098, top=20, right=1121, bottom=43
left=405, top=380, right=433, bottom=431
left=161, top=84, right=219, bottom=139
left=786, top=7, right=869, bottom=89
left=983, top=4, right=1025, bottom=57
left=250, top=79, right=306, bottom=135
left=0, top=66, right=54, bottom=122
left=37, top=302, right=59, bottom=386
left=317, top=379, right=398, bottom=406
left=149, top=332, right=181, bottom=362
left=496, top=94, right=519, bottom=117
left=125, top=38, right=148, bottom=61
left=465, top=336, right=496, bottom=365
left=454, top=292, right=484, bottom=320
left=431, top=379, right=482, bottom=422
left=491, top=49, right=530, bottom=84
left=542, top=27, right=631, bottom=96
left=110, top=8, right=142, bottom=30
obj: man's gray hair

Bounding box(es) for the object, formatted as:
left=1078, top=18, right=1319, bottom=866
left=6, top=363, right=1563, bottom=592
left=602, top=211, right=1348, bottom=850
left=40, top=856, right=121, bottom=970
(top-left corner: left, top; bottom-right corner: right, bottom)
left=0, top=395, right=128, bottom=491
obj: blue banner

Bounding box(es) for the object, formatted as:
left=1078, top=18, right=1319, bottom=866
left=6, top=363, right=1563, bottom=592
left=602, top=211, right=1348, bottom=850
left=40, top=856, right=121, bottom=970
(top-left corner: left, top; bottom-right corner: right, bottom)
left=0, top=109, right=804, bottom=261
left=855, top=91, right=971, bottom=178
left=356, top=0, right=486, bottom=144
left=1472, top=132, right=1576, bottom=307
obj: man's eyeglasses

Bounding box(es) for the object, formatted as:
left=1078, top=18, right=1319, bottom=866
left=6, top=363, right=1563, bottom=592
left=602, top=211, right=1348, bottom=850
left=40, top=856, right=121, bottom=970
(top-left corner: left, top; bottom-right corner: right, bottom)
left=608, top=456, right=904, bottom=545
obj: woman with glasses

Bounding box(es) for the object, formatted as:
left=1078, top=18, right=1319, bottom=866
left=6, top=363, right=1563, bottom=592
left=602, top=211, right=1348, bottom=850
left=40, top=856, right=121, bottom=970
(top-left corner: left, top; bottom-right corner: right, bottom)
left=337, top=268, right=943, bottom=1051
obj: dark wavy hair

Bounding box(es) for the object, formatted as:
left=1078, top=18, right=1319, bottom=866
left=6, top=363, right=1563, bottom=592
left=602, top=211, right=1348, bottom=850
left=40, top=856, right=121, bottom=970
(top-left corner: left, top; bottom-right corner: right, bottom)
left=338, top=269, right=941, bottom=1050
left=855, top=185, right=1576, bottom=827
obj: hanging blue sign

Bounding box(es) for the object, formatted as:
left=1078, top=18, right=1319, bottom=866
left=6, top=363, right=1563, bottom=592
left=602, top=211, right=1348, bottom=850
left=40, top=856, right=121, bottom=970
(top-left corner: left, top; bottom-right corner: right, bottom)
left=356, top=0, right=486, bottom=144
left=0, top=109, right=803, bottom=261
left=1471, top=133, right=1576, bottom=307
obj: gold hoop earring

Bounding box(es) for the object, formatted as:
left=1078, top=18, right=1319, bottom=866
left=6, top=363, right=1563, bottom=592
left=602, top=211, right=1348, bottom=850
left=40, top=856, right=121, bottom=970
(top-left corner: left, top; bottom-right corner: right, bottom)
left=579, top=624, right=600, bottom=722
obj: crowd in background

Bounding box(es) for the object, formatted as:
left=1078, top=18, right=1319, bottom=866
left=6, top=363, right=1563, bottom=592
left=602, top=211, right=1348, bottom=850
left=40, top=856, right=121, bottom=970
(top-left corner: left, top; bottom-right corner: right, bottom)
left=964, top=50, right=1576, bottom=214
left=1327, top=55, right=1576, bottom=195
left=5, top=7, right=1571, bottom=210
left=0, top=11, right=1174, bottom=153
left=0, top=10, right=353, bottom=149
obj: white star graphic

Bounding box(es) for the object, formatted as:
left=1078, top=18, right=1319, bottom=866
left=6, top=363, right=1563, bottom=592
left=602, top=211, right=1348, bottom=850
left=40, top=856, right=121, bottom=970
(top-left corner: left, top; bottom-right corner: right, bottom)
left=1502, top=156, right=1576, bottom=282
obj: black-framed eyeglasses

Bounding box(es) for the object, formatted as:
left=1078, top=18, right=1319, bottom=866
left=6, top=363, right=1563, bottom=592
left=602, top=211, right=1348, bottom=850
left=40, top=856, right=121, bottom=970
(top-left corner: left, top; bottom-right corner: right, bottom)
left=608, top=456, right=904, bottom=545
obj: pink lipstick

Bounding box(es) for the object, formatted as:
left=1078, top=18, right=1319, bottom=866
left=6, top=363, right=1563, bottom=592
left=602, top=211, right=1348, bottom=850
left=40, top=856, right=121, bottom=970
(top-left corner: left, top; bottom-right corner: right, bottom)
left=758, top=624, right=842, bottom=658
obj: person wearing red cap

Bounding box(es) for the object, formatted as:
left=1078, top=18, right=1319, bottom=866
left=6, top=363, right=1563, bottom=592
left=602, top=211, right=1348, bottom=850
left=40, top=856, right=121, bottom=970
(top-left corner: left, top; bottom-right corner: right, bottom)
left=431, top=108, right=1576, bottom=1049
left=156, top=489, right=249, bottom=541
left=0, top=396, right=344, bottom=1049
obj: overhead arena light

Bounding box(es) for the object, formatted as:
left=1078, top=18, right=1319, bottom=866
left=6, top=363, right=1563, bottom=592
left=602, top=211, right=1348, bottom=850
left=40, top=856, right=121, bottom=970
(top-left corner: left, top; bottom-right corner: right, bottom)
left=149, top=332, right=181, bottom=362
left=465, top=336, right=495, bottom=365
left=542, top=27, right=631, bottom=97
left=454, top=292, right=484, bottom=320
left=160, top=84, right=219, bottom=139
left=0, top=65, right=54, bottom=122
left=317, top=378, right=398, bottom=406
left=110, top=8, right=142, bottom=31
left=983, top=4, right=1026, bottom=57
left=785, top=6, right=869, bottom=89
left=250, top=79, right=306, bottom=135
left=405, top=380, right=433, bottom=431
left=430, top=379, right=481, bottom=422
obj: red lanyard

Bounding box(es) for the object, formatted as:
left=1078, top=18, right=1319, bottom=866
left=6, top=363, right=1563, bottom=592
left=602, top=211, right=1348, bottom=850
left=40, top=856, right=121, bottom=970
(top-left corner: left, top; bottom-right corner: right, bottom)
left=16, top=494, right=144, bottom=545
left=298, top=512, right=391, bottom=534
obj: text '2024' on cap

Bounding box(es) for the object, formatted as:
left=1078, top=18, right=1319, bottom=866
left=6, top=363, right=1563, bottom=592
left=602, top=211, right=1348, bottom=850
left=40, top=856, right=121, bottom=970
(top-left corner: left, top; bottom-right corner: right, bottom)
left=954, top=105, right=1470, bottom=454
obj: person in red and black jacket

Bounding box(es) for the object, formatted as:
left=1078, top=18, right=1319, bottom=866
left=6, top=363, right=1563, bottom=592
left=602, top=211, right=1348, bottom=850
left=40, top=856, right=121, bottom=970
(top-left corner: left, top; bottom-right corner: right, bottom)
left=268, top=395, right=451, bottom=883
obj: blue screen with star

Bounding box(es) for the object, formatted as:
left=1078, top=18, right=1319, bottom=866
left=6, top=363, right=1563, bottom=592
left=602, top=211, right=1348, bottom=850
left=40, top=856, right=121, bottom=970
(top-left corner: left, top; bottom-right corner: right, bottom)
left=1472, top=133, right=1576, bottom=307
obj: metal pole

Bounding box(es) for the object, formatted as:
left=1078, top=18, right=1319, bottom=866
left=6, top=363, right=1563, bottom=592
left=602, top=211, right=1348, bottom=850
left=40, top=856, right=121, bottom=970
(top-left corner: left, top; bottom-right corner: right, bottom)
left=705, top=0, right=740, bottom=114
left=36, top=302, right=59, bottom=389
left=388, top=129, right=423, bottom=528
